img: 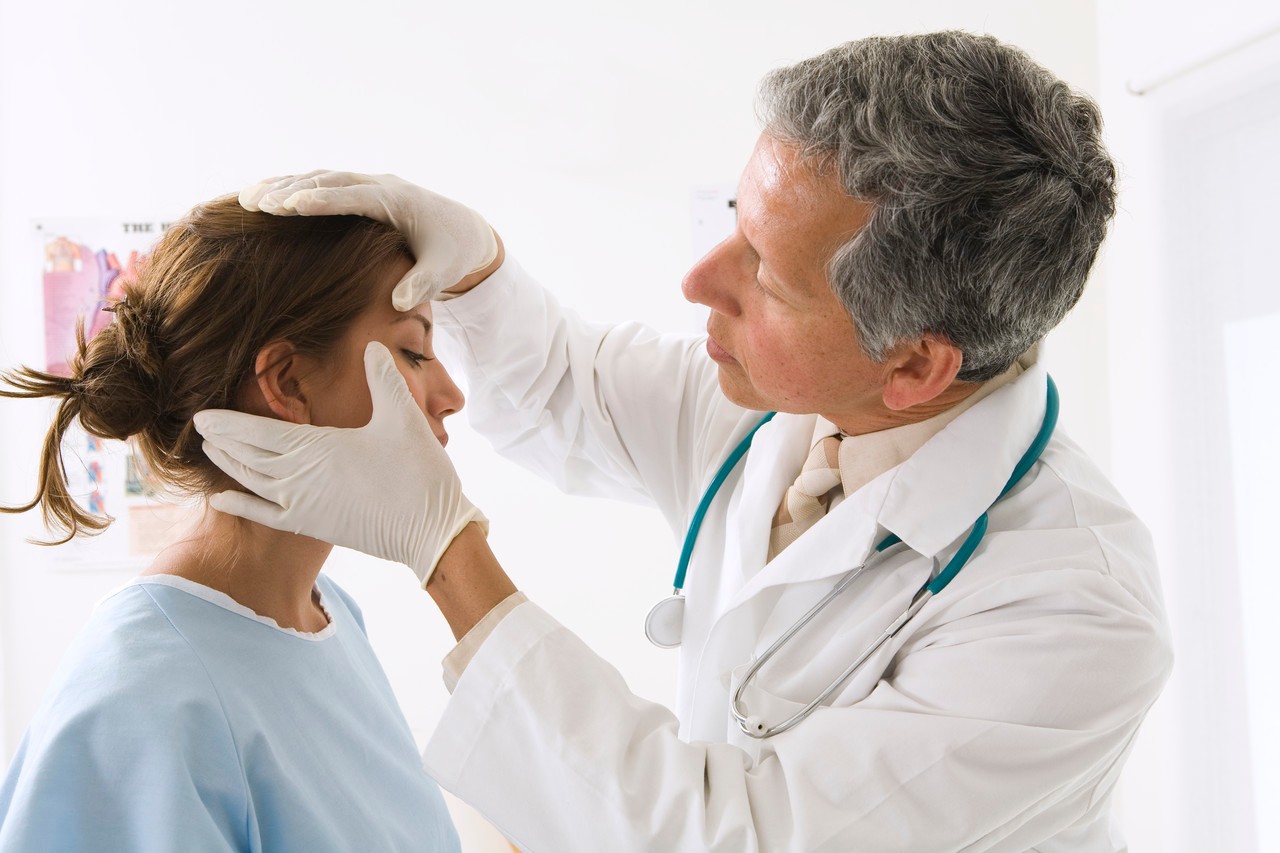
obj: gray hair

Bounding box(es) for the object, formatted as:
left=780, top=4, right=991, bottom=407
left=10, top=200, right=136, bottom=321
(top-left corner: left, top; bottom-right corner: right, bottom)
left=757, top=31, right=1117, bottom=382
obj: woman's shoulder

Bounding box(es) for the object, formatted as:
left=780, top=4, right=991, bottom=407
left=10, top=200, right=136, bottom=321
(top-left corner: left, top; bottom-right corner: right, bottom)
left=13, top=581, right=242, bottom=782
left=43, top=582, right=229, bottom=726
left=1, top=584, right=250, bottom=850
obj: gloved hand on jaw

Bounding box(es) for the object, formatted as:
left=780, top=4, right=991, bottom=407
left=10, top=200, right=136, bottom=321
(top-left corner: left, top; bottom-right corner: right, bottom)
left=193, top=342, right=486, bottom=587
left=239, top=171, right=499, bottom=310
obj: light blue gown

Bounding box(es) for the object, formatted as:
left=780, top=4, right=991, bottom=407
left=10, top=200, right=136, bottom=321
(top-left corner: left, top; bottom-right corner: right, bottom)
left=0, top=574, right=461, bottom=852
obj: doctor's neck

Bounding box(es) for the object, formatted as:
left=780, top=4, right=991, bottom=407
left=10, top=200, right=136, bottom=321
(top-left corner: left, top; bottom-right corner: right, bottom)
left=824, top=379, right=984, bottom=437
left=817, top=336, right=989, bottom=436
left=143, top=509, right=333, bottom=633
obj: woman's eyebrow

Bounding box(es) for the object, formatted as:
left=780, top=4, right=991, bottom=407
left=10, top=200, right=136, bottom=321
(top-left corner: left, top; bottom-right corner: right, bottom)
left=394, top=315, right=432, bottom=335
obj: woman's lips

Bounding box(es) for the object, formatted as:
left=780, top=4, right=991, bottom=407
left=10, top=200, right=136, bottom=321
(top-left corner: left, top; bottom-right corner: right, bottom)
left=435, top=432, right=449, bottom=448
left=706, top=333, right=736, bottom=364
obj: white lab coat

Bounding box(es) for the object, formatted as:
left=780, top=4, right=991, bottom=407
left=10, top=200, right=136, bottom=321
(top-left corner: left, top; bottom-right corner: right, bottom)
left=425, top=259, right=1172, bottom=852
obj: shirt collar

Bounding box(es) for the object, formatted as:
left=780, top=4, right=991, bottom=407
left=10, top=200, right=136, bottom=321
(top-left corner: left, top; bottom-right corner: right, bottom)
left=875, top=351, right=1048, bottom=558
left=813, top=351, right=1030, bottom=498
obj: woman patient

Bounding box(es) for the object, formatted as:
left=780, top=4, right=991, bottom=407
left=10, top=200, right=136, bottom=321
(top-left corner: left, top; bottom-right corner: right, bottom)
left=0, top=197, right=463, bottom=851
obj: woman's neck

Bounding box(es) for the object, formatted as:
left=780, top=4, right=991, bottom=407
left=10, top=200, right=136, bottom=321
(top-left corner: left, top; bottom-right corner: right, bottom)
left=141, top=508, right=333, bottom=632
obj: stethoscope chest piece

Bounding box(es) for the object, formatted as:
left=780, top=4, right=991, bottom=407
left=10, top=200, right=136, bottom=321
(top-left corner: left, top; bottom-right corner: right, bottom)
left=645, top=594, right=686, bottom=649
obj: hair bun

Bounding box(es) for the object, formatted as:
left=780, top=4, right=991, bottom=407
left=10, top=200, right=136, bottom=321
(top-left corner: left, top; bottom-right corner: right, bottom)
left=72, top=298, right=168, bottom=441
left=108, top=297, right=166, bottom=379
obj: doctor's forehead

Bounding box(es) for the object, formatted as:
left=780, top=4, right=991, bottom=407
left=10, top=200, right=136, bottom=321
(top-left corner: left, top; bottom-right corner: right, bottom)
left=736, top=136, right=872, bottom=258
left=741, top=135, right=817, bottom=191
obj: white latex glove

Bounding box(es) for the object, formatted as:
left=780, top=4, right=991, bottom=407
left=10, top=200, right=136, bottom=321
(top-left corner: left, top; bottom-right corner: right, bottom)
left=192, top=342, right=486, bottom=586
left=239, top=171, right=498, bottom=310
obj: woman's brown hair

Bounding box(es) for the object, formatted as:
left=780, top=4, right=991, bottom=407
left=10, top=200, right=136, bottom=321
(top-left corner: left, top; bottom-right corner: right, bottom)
left=1, top=195, right=411, bottom=544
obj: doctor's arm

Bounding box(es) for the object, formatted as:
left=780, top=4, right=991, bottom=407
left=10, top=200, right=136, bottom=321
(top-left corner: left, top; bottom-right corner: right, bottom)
left=422, top=545, right=1171, bottom=853
left=428, top=522, right=518, bottom=641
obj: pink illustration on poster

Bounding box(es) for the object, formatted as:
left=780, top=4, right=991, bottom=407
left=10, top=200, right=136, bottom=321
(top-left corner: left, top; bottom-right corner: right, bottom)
left=33, top=219, right=199, bottom=570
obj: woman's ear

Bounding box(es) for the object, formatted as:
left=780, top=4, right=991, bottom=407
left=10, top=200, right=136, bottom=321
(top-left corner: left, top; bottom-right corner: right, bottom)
left=253, top=341, right=312, bottom=424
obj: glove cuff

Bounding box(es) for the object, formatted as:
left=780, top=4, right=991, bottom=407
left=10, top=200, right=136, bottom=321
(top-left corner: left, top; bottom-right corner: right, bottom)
left=415, top=503, right=489, bottom=588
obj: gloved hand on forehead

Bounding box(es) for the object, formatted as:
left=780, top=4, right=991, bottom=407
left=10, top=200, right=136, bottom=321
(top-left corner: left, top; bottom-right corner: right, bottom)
left=240, top=171, right=499, bottom=311
left=194, top=342, right=486, bottom=587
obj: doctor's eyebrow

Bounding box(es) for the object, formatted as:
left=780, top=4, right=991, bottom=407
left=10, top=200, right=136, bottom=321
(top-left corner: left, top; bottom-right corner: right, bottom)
left=394, top=315, right=432, bottom=336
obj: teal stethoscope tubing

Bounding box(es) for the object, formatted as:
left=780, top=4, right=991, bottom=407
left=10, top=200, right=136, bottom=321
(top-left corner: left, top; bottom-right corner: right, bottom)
left=675, top=375, right=1057, bottom=595
left=672, top=410, right=778, bottom=591
left=663, top=376, right=1059, bottom=738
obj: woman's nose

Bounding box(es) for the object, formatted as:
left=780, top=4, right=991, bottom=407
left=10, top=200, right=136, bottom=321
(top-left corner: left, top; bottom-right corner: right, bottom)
left=429, top=365, right=465, bottom=420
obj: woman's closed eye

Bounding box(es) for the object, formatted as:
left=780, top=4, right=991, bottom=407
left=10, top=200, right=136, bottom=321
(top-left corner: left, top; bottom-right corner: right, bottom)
left=401, top=349, right=434, bottom=367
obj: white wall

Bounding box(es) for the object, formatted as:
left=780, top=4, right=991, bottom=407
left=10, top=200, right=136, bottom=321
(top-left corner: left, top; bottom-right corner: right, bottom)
left=1095, top=3, right=1280, bottom=850
left=1, top=0, right=1109, bottom=847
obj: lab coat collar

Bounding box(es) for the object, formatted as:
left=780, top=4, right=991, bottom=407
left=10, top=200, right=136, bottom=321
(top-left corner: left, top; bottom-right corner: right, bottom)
left=880, top=358, right=1048, bottom=558
left=722, top=358, right=1049, bottom=607
left=727, top=411, right=814, bottom=588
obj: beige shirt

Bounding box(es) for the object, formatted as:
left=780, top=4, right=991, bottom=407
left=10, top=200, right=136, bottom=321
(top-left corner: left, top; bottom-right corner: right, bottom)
left=823, top=354, right=1027, bottom=504
left=442, top=351, right=1031, bottom=689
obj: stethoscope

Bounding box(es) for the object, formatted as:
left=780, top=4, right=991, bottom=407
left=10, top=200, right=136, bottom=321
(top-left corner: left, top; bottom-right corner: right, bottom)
left=645, top=376, right=1059, bottom=739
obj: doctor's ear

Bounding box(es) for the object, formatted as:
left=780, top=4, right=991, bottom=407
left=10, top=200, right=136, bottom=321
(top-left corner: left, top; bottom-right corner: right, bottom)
left=251, top=340, right=314, bottom=424
left=881, top=335, right=966, bottom=411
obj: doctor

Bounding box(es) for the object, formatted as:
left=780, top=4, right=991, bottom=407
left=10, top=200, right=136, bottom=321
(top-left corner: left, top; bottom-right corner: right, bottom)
left=196, top=32, right=1172, bottom=852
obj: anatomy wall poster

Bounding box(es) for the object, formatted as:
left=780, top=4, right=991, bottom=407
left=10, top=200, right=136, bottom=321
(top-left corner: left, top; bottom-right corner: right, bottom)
left=35, top=218, right=199, bottom=570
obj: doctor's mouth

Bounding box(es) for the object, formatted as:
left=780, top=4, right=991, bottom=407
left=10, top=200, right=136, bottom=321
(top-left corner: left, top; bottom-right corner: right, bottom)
left=706, top=331, right=737, bottom=365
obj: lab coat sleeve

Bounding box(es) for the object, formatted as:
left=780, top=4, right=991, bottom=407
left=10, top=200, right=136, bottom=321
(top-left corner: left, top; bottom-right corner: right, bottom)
left=432, top=258, right=755, bottom=524
left=423, top=570, right=1172, bottom=853
left=0, top=661, right=249, bottom=851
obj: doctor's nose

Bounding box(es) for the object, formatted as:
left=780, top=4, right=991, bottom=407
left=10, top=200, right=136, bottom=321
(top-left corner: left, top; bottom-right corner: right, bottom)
left=681, top=236, right=742, bottom=317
